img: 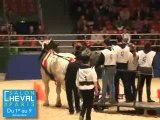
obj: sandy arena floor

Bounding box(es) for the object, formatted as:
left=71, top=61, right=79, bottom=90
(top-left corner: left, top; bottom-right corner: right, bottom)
left=0, top=78, right=160, bottom=120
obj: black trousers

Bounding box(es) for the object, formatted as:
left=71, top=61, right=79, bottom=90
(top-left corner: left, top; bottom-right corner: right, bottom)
left=114, top=63, right=128, bottom=102
left=65, top=83, right=80, bottom=113
left=65, top=62, right=80, bottom=113
left=138, top=74, right=152, bottom=101
left=80, top=89, right=94, bottom=120
left=125, top=71, right=136, bottom=101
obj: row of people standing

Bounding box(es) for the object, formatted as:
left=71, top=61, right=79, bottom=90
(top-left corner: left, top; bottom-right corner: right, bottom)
left=95, top=36, right=156, bottom=104
left=64, top=37, right=156, bottom=120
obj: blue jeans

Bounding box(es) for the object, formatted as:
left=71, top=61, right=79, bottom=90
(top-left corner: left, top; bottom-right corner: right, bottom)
left=102, top=66, right=116, bottom=100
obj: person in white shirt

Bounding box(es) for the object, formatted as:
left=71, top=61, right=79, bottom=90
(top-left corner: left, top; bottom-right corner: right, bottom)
left=126, top=43, right=139, bottom=102
left=137, top=42, right=156, bottom=102
left=112, top=36, right=130, bottom=102
left=95, top=38, right=117, bottom=104
left=76, top=55, right=98, bottom=120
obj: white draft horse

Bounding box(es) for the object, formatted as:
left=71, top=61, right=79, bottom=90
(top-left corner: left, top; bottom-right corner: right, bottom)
left=39, top=40, right=76, bottom=107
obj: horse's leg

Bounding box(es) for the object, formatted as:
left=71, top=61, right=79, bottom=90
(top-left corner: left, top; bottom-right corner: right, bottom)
left=43, top=79, right=50, bottom=106
left=41, top=68, right=50, bottom=106
left=55, top=80, right=62, bottom=107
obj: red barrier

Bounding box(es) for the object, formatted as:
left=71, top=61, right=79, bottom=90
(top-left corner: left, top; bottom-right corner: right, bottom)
left=157, top=89, right=160, bottom=103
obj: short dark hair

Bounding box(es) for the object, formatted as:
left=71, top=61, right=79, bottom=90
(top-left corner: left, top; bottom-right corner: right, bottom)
left=116, top=35, right=123, bottom=43
left=81, top=55, right=90, bottom=64
left=103, top=38, right=111, bottom=46
left=144, top=41, right=151, bottom=51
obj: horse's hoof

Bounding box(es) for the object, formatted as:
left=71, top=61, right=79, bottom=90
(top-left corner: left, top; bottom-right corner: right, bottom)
left=43, top=103, right=49, bottom=106
left=55, top=104, right=62, bottom=107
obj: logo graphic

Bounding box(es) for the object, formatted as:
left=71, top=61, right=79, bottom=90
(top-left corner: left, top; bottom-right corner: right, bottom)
left=121, top=51, right=124, bottom=57
left=110, top=54, right=113, bottom=60
left=142, top=56, right=147, bottom=63
left=3, top=90, right=37, bottom=118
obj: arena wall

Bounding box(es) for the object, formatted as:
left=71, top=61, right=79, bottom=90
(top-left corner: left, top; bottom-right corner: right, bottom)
left=5, top=55, right=41, bottom=80
left=4, top=52, right=160, bottom=80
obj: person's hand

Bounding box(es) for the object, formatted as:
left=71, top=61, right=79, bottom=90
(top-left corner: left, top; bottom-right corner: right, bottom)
left=78, top=88, right=80, bottom=95
left=94, top=88, right=99, bottom=96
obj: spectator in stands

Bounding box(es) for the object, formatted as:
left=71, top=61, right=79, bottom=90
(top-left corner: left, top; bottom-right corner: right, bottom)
left=119, top=7, right=131, bottom=21
left=122, top=28, right=131, bottom=43
left=132, top=19, right=143, bottom=33
left=104, top=20, right=114, bottom=31
left=132, top=7, right=146, bottom=20
left=77, top=15, right=87, bottom=33
left=84, top=8, right=95, bottom=22
left=71, top=0, right=159, bottom=37
left=150, top=28, right=159, bottom=45
left=28, top=25, right=36, bottom=35
left=27, top=25, right=37, bottom=47
left=0, top=25, right=8, bottom=46
left=99, top=2, right=110, bottom=17
left=100, top=26, right=109, bottom=39
left=36, top=24, right=45, bottom=41
left=91, top=30, right=103, bottom=48
left=37, top=24, right=45, bottom=34
left=143, top=7, right=153, bottom=20
left=114, top=16, right=124, bottom=31
left=142, top=19, right=150, bottom=33
left=108, top=6, right=118, bottom=21
left=76, top=6, right=85, bottom=20
left=149, top=0, right=160, bottom=11
left=93, top=16, right=103, bottom=30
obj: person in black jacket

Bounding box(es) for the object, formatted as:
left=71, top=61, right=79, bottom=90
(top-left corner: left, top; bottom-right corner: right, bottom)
left=65, top=58, right=81, bottom=114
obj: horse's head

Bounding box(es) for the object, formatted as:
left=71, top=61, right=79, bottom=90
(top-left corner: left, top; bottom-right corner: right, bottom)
left=39, top=40, right=59, bottom=60
left=39, top=40, right=59, bottom=52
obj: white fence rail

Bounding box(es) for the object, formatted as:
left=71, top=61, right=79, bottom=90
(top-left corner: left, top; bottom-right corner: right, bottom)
left=0, top=34, right=160, bottom=52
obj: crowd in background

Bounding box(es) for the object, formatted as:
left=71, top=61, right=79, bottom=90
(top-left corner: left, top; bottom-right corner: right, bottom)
left=0, top=0, right=160, bottom=51
left=0, top=23, right=45, bottom=47
left=70, top=0, right=160, bottom=48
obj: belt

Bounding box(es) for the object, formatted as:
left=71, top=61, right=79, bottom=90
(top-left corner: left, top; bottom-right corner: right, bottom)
left=104, top=65, right=116, bottom=67
left=79, top=81, right=94, bottom=86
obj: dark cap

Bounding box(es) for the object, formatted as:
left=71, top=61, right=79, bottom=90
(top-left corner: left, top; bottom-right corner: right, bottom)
left=116, top=35, right=123, bottom=43
left=103, top=38, right=111, bottom=46
left=81, top=55, right=90, bottom=64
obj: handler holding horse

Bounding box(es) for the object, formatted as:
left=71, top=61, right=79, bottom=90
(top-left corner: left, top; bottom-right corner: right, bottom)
left=39, top=40, right=76, bottom=107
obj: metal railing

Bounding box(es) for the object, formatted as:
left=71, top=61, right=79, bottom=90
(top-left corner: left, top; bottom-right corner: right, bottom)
left=0, top=33, right=160, bottom=53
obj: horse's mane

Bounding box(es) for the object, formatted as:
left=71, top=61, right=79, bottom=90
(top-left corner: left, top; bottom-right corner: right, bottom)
left=39, top=40, right=59, bottom=60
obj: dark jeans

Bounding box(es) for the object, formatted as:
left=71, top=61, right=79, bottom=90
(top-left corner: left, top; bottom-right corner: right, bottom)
left=80, top=89, right=94, bottom=120
left=138, top=74, right=152, bottom=101
left=102, top=66, right=116, bottom=100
